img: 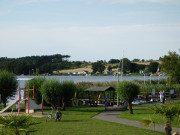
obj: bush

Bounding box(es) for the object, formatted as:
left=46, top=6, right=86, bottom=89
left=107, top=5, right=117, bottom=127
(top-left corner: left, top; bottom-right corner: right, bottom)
left=26, top=77, right=46, bottom=104
left=60, top=81, right=76, bottom=110
left=41, top=79, right=61, bottom=109
left=117, top=81, right=140, bottom=114
left=0, top=70, right=18, bottom=108
left=41, top=79, right=76, bottom=110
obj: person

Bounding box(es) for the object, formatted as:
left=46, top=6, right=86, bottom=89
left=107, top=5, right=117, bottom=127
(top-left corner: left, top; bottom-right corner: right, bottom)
left=159, top=90, right=163, bottom=102
left=16, top=103, right=19, bottom=110
left=55, top=107, right=62, bottom=122
left=104, top=97, right=108, bottom=110
left=162, top=90, right=166, bottom=104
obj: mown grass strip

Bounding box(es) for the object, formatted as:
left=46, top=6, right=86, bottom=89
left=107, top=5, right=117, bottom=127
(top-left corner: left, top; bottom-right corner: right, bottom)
left=118, top=101, right=180, bottom=128
left=30, top=106, right=164, bottom=135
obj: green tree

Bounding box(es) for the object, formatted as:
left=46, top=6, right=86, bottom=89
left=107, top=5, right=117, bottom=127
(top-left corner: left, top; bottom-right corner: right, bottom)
left=120, top=58, right=131, bottom=73
left=41, top=79, right=76, bottom=110
left=117, top=81, right=140, bottom=114
left=92, top=62, right=98, bottom=73
left=41, top=79, right=61, bottom=109
left=130, top=63, right=138, bottom=73
left=0, top=54, right=71, bottom=75
left=35, top=68, right=40, bottom=76
left=26, top=77, right=46, bottom=105
left=148, top=62, right=159, bottom=73
left=0, top=70, right=18, bottom=108
left=0, top=115, right=39, bottom=135
left=60, top=81, right=76, bottom=110
left=132, top=59, right=140, bottom=62
left=107, top=65, right=112, bottom=71
left=108, top=59, right=120, bottom=64
left=39, top=63, right=52, bottom=74
left=92, top=61, right=105, bottom=73
left=161, top=51, right=180, bottom=84
left=75, top=82, right=95, bottom=100
left=137, top=64, right=146, bottom=71
left=142, top=104, right=180, bottom=135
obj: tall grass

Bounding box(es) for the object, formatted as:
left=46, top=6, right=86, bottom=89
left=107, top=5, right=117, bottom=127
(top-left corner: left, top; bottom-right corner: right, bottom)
left=76, top=81, right=180, bottom=100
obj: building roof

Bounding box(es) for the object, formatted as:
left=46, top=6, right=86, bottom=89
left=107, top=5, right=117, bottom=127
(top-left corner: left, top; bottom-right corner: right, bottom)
left=85, top=86, right=115, bottom=92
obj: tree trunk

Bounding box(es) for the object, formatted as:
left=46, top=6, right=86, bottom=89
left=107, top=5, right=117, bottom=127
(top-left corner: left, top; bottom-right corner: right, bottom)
left=15, top=130, right=20, bottom=135
left=3, top=101, right=6, bottom=109
left=61, top=98, right=66, bottom=110
left=50, top=103, right=56, bottom=110
left=165, top=121, right=172, bottom=135
left=127, top=101, right=133, bottom=114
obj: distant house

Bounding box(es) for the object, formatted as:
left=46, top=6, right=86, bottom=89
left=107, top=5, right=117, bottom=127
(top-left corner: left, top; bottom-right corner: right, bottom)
left=139, top=70, right=148, bottom=74
left=104, top=71, right=113, bottom=75
left=77, top=70, right=89, bottom=75
left=44, top=73, right=51, bottom=76
left=73, top=72, right=78, bottom=75
left=83, top=70, right=89, bottom=75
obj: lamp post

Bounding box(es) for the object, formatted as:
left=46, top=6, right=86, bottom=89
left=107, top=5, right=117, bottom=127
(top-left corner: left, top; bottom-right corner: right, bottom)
left=117, top=51, right=124, bottom=106
left=117, top=69, right=119, bottom=106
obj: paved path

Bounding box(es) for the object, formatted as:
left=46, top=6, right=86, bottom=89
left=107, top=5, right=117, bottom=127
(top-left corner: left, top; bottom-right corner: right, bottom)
left=93, top=110, right=180, bottom=133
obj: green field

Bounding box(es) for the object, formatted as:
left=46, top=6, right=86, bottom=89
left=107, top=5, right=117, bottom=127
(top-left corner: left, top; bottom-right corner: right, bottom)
left=118, top=102, right=180, bottom=128
left=26, top=106, right=164, bottom=135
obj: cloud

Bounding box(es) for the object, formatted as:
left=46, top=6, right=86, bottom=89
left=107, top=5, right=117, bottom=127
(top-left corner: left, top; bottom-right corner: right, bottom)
left=1, top=24, right=180, bottom=47
left=16, top=0, right=38, bottom=5
left=0, top=10, right=10, bottom=15
left=16, top=0, right=85, bottom=5
left=14, top=0, right=180, bottom=6
left=16, top=0, right=64, bottom=6
left=101, top=0, right=180, bottom=4
left=0, top=24, right=179, bottom=60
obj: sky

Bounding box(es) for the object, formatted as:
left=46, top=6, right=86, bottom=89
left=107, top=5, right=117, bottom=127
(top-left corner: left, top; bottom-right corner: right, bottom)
left=0, top=0, right=180, bottom=62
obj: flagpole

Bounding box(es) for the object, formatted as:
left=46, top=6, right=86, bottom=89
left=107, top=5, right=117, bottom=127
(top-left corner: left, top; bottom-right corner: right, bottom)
left=121, top=50, right=124, bottom=81
left=117, top=50, right=124, bottom=106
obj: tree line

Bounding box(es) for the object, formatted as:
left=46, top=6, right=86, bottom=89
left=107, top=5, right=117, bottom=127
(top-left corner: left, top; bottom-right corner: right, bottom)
left=92, top=50, right=179, bottom=77
left=0, top=54, right=84, bottom=75
left=92, top=58, right=159, bottom=74
left=0, top=53, right=162, bottom=75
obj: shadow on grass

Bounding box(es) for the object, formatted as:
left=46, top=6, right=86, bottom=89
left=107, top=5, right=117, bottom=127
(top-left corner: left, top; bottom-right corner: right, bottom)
left=42, top=106, right=105, bottom=114
left=62, top=120, right=82, bottom=122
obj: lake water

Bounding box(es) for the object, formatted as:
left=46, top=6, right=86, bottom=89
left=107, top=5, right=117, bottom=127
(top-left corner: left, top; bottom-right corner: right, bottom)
left=7, top=75, right=167, bottom=104
left=17, top=75, right=167, bottom=84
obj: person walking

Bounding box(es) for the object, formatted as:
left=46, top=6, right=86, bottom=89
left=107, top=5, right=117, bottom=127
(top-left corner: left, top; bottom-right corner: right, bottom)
left=159, top=90, right=163, bottom=102
left=162, top=90, right=166, bottom=104
left=105, top=97, right=108, bottom=110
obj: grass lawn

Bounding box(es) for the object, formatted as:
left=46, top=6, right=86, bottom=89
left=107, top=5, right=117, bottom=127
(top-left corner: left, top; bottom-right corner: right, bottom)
left=118, top=101, right=180, bottom=128
left=27, top=106, right=165, bottom=135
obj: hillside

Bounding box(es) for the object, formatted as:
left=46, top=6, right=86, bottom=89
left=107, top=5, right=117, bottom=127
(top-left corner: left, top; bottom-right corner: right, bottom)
left=54, top=66, right=92, bottom=74
left=0, top=54, right=161, bottom=75
left=54, top=60, right=161, bottom=75
left=133, top=60, right=161, bottom=65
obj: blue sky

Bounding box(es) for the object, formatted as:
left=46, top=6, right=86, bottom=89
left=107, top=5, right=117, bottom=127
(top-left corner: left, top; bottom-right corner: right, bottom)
left=0, top=0, right=180, bottom=62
